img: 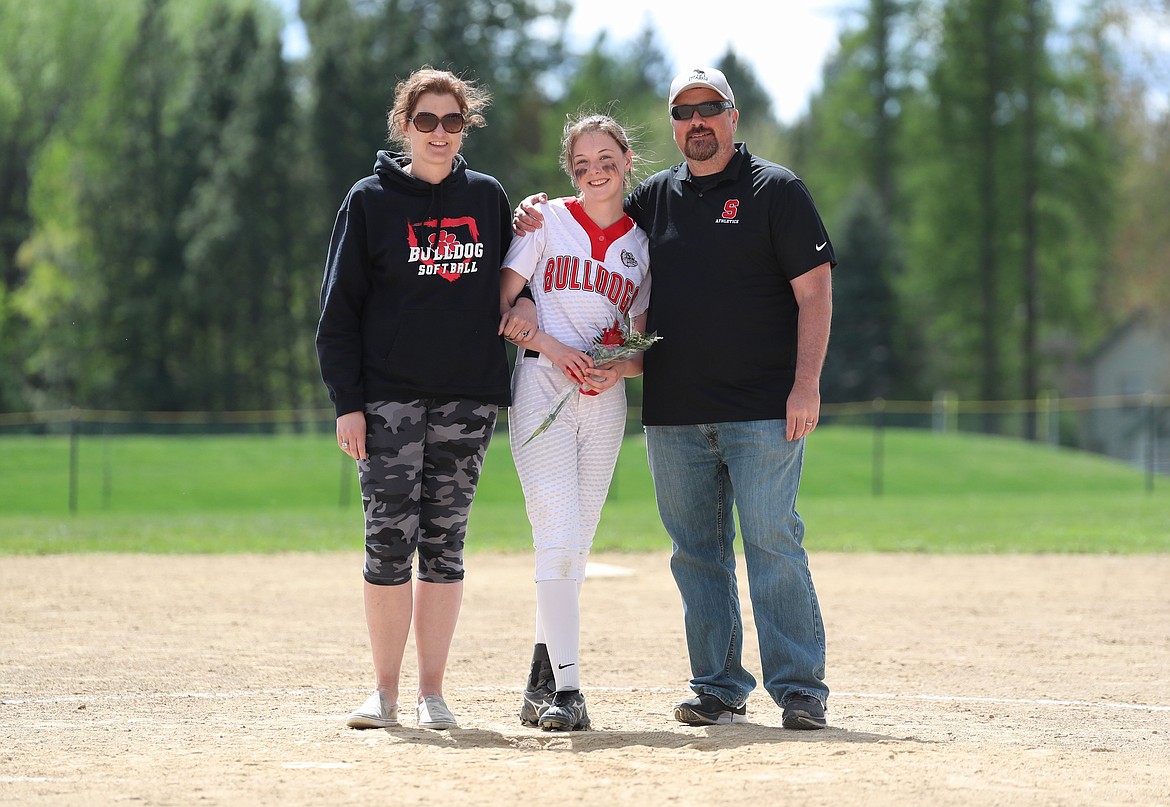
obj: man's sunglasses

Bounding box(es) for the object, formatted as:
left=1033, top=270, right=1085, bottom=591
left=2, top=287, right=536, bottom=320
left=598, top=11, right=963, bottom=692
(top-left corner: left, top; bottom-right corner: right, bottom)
left=408, top=112, right=466, bottom=134
left=669, top=100, right=734, bottom=121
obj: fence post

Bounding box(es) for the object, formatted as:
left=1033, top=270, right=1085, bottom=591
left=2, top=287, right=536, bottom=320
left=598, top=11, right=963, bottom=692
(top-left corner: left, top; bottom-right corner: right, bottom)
left=102, top=423, right=112, bottom=509
left=68, top=407, right=80, bottom=515
left=872, top=398, right=886, bottom=497
left=933, top=390, right=957, bottom=434
left=1037, top=390, right=1057, bottom=447
left=1047, top=391, right=1060, bottom=446
left=1145, top=392, right=1156, bottom=494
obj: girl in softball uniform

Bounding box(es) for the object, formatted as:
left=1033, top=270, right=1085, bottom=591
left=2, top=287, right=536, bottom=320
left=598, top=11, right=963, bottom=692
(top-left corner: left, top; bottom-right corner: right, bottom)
left=499, top=114, right=651, bottom=731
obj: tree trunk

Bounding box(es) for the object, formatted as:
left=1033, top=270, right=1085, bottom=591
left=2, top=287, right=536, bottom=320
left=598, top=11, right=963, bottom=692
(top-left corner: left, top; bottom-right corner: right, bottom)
left=1021, top=0, right=1041, bottom=440
left=979, top=0, right=1002, bottom=433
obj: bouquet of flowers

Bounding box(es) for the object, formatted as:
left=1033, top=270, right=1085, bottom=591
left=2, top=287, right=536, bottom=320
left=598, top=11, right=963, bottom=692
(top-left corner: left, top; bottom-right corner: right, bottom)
left=521, top=313, right=662, bottom=446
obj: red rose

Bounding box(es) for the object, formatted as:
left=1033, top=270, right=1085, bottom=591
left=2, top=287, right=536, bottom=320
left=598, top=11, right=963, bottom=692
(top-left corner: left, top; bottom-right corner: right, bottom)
left=597, top=318, right=626, bottom=347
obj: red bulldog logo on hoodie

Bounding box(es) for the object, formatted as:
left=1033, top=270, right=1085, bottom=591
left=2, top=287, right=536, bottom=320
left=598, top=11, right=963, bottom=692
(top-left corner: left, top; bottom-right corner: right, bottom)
left=408, top=217, right=484, bottom=282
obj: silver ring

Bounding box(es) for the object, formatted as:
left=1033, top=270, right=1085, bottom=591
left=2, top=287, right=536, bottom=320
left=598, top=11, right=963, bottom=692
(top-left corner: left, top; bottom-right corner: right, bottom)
left=804, top=421, right=814, bottom=426
left=341, top=442, right=349, bottom=448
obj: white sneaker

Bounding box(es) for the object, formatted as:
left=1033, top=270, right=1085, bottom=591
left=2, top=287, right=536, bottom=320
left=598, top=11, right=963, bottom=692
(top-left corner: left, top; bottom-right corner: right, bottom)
left=416, top=695, right=458, bottom=730
left=346, top=691, right=399, bottom=729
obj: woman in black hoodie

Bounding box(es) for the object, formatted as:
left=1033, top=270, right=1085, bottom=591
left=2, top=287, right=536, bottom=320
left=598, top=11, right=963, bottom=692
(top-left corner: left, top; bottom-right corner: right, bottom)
left=316, top=67, right=532, bottom=732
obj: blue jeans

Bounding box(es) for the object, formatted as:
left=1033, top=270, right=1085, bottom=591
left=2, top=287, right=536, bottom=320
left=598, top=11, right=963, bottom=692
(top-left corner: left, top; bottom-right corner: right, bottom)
left=646, top=420, right=828, bottom=709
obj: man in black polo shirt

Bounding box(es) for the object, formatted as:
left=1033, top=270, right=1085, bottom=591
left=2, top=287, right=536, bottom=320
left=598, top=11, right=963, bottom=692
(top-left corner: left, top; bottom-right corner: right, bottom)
left=513, top=66, right=834, bottom=730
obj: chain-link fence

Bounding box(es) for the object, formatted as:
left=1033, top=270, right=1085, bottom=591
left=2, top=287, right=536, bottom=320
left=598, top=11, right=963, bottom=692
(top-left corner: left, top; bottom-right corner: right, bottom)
left=1, top=392, right=1166, bottom=514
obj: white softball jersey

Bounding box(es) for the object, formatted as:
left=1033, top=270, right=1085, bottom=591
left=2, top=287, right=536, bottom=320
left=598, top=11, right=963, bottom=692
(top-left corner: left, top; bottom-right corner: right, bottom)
left=503, top=197, right=651, bottom=582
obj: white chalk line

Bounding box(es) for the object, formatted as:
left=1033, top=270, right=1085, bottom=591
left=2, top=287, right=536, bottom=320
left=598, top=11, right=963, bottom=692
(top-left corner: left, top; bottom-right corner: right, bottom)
left=4, top=687, right=1169, bottom=712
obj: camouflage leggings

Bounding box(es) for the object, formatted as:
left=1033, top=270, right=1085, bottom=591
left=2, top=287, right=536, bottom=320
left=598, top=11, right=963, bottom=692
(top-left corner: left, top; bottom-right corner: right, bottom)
left=357, top=398, right=498, bottom=586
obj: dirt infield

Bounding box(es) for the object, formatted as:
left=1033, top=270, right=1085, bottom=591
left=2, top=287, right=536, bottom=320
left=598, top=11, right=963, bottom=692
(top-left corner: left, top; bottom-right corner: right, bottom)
left=2, top=551, right=1168, bottom=806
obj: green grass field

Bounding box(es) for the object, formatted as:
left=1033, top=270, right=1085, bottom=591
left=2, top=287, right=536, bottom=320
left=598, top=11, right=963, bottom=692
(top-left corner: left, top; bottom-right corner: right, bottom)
left=0, top=427, right=1166, bottom=554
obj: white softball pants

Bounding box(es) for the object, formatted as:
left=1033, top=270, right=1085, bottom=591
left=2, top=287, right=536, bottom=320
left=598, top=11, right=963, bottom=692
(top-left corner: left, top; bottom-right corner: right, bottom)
left=509, top=353, right=627, bottom=583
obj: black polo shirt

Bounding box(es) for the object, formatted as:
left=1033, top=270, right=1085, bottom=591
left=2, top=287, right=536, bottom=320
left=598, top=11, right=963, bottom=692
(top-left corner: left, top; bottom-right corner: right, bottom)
left=625, top=143, right=835, bottom=426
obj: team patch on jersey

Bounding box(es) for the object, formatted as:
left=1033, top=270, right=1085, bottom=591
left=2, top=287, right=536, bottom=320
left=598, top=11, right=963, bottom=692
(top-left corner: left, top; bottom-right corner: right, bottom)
left=620, top=249, right=639, bottom=268
left=715, top=198, right=740, bottom=224
left=407, top=217, right=485, bottom=281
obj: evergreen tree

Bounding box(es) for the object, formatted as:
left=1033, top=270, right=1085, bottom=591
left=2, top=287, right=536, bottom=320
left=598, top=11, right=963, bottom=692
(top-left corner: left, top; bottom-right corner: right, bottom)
left=75, top=0, right=193, bottom=409
left=551, top=26, right=674, bottom=182
left=715, top=49, right=790, bottom=166
left=899, top=0, right=1115, bottom=428
left=26, top=0, right=305, bottom=412
left=791, top=0, right=925, bottom=400
left=0, top=0, right=136, bottom=409
left=300, top=0, right=570, bottom=209
left=0, top=0, right=1150, bottom=421
left=792, top=0, right=922, bottom=228
left=176, top=3, right=305, bottom=411
left=821, top=184, right=907, bottom=403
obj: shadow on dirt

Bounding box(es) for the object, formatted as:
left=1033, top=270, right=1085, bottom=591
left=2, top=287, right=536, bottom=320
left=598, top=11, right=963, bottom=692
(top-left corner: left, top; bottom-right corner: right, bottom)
left=373, top=724, right=930, bottom=751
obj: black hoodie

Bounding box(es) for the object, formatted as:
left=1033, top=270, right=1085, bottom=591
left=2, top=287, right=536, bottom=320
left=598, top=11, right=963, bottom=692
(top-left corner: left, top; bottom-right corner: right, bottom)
left=315, top=151, right=514, bottom=417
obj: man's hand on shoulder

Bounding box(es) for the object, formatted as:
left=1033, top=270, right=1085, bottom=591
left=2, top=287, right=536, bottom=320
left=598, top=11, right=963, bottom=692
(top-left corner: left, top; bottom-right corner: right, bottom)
left=512, top=193, right=548, bottom=235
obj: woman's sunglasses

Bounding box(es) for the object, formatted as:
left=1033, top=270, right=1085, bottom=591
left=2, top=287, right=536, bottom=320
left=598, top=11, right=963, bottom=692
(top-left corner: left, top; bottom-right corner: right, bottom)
left=669, top=100, right=734, bottom=121
left=408, top=112, right=467, bottom=134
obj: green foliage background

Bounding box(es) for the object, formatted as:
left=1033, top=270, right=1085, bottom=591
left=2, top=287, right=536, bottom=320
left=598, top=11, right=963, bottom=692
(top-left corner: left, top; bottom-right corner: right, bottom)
left=1, top=0, right=1168, bottom=442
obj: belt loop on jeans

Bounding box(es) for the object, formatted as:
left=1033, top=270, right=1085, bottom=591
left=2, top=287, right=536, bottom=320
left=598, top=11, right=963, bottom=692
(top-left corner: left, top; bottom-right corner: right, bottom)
left=523, top=349, right=540, bottom=359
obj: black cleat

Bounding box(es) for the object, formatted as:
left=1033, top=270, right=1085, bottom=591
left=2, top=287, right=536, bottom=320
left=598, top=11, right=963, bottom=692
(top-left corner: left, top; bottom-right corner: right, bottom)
left=539, top=689, right=591, bottom=731
left=519, top=643, right=556, bottom=728
left=520, top=683, right=556, bottom=728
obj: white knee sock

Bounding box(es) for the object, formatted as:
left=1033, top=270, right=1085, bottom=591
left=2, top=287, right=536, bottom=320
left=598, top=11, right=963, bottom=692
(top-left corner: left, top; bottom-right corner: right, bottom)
left=534, top=574, right=584, bottom=644
left=536, top=578, right=580, bottom=691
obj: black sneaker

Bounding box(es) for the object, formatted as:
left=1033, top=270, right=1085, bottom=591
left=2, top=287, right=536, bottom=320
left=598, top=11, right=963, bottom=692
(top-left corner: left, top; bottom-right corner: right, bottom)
left=673, top=693, right=747, bottom=725
left=538, top=689, right=591, bottom=731
left=782, top=694, right=827, bottom=730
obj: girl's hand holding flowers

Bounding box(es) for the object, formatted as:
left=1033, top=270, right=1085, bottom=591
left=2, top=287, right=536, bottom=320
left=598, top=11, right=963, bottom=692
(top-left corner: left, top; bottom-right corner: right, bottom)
left=521, top=314, right=662, bottom=445
left=579, top=365, right=621, bottom=395
left=542, top=341, right=594, bottom=385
